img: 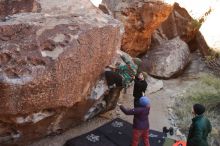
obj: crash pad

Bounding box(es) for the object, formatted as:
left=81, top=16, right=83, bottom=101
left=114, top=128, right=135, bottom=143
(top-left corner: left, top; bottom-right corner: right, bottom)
left=64, top=118, right=176, bottom=146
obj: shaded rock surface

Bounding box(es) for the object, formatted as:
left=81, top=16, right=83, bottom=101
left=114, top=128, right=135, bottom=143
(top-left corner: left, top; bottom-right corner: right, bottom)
left=142, top=37, right=190, bottom=78
left=151, top=3, right=199, bottom=49
left=0, top=0, right=41, bottom=20
left=146, top=76, right=163, bottom=94
left=102, top=0, right=173, bottom=56
left=188, top=31, right=211, bottom=56
left=0, top=0, right=123, bottom=145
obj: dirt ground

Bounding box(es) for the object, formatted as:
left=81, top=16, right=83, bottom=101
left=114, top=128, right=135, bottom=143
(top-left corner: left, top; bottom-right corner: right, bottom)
left=30, top=52, right=205, bottom=146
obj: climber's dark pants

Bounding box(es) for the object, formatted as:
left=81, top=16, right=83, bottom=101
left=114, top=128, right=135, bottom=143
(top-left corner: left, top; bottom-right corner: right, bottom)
left=105, top=71, right=123, bottom=87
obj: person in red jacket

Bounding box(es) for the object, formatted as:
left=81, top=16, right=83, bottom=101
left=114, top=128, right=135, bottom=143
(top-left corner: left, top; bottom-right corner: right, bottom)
left=119, top=96, right=150, bottom=146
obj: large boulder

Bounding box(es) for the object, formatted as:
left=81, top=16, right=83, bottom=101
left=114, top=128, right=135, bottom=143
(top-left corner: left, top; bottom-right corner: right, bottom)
left=142, top=37, right=190, bottom=78
left=0, top=0, right=122, bottom=145
left=102, top=0, right=173, bottom=56
left=151, top=3, right=199, bottom=49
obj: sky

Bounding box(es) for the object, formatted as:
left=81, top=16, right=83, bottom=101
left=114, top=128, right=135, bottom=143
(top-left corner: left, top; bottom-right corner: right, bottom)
left=90, top=0, right=102, bottom=7
left=171, top=0, right=218, bottom=19
left=199, top=0, right=220, bottom=51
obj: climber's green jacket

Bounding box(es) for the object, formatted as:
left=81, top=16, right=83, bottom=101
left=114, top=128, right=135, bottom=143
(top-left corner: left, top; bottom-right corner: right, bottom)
left=116, top=64, right=136, bottom=87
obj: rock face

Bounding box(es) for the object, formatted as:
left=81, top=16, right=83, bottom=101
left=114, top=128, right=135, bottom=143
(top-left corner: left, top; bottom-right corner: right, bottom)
left=0, top=0, right=41, bottom=20
left=146, top=76, right=163, bottom=94
left=0, top=0, right=122, bottom=145
left=188, top=31, right=211, bottom=56
left=143, top=37, right=190, bottom=78
left=151, top=3, right=198, bottom=49
left=102, top=0, right=173, bottom=56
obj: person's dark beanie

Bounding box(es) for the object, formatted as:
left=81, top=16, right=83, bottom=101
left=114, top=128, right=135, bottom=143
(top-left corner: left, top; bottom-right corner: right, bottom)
left=193, top=104, right=206, bottom=115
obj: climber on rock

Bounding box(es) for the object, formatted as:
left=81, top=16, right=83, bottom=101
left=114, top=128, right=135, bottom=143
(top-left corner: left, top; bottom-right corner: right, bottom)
left=105, top=65, right=123, bottom=88
left=105, top=58, right=137, bottom=89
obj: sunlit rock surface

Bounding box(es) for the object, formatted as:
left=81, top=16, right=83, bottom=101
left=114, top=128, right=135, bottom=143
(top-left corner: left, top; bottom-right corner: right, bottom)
left=102, top=0, right=173, bottom=56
